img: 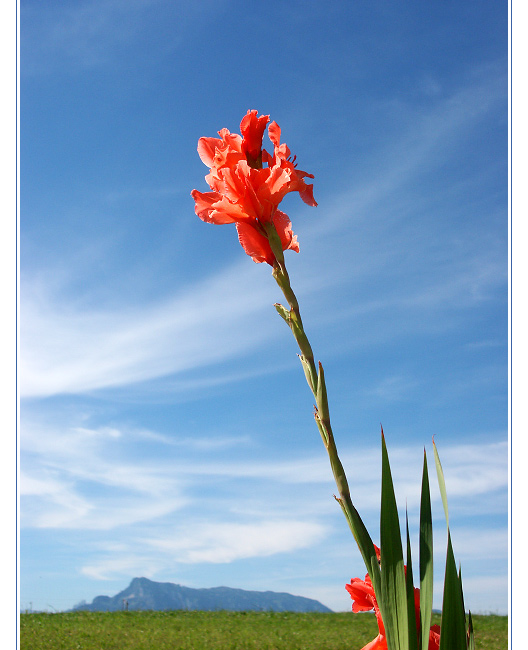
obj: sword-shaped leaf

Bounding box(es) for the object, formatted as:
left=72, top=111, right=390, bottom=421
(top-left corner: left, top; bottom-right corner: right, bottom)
left=405, top=512, right=419, bottom=650
left=420, top=450, right=434, bottom=650
left=434, top=440, right=467, bottom=650
left=380, top=431, right=409, bottom=650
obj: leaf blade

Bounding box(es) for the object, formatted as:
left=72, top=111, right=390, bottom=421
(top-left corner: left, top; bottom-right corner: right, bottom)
left=439, top=532, right=467, bottom=650
left=380, top=431, right=409, bottom=650
left=405, top=512, right=419, bottom=650
left=419, top=449, right=434, bottom=650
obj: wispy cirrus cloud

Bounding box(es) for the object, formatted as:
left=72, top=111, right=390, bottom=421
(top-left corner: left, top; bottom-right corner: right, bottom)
left=20, top=215, right=505, bottom=401
left=20, top=260, right=281, bottom=398
left=143, top=520, right=327, bottom=565
left=21, top=406, right=507, bottom=533
left=20, top=410, right=507, bottom=614
left=79, top=519, right=327, bottom=581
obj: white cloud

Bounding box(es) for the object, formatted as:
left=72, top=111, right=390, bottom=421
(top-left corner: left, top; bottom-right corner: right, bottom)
left=21, top=471, right=95, bottom=529
left=433, top=526, right=507, bottom=563
left=20, top=260, right=281, bottom=398
left=81, top=553, right=166, bottom=582
left=78, top=519, right=327, bottom=581
left=20, top=413, right=507, bottom=616
left=20, top=406, right=507, bottom=536
left=427, top=441, right=508, bottom=498
left=454, top=575, right=508, bottom=614
left=20, top=421, right=190, bottom=530
left=144, top=520, right=327, bottom=564
left=20, top=472, right=67, bottom=497
left=20, top=233, right=505, bottom=400
left=21, top=477, right=187, bottom=531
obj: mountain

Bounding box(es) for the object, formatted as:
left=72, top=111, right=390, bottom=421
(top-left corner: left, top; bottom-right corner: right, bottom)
left=71, top=577, right=333, bottom=613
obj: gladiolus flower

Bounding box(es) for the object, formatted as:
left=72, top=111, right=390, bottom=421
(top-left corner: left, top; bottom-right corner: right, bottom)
left=191, top=110, right=317, bottom=265
left=346, top=546, right=441, bottom=650
left=345, top=574, right=377, bottom=613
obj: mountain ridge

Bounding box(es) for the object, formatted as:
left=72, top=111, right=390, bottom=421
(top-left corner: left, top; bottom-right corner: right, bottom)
left=71, top=577, right=333, bottom=613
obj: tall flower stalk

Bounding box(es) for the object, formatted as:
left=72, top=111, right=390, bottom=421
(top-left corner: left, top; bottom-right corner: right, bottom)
left=191, top=110, right=474, bottom=650
left=266, top=225, right=381, bottom=586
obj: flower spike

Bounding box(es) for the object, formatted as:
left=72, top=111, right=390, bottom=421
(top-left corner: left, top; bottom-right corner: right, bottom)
left=191, top=110, right=316, bottom=265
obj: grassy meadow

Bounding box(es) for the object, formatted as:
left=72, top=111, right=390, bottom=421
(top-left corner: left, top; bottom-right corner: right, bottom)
left=20, top=610, right=507, bottom=650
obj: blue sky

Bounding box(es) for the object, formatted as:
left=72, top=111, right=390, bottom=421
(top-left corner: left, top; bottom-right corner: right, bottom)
left=19, top=0, right=508, bottom=614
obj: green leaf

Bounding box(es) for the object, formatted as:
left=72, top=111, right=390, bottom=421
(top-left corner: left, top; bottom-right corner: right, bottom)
left=467, top=611, right=475, bottom=650
left=380, top=431, right=409, bottom=650
left=433, top=439, right=449, bottom=529
left=405, top=513, right=419, bottom=650
left=458, top=566, right=466, bottom=619
left=439, top=532, right=467, bottom=650
left=433, top=441, right=467, bottom=650
left=419, top=450, right=434, bottom=650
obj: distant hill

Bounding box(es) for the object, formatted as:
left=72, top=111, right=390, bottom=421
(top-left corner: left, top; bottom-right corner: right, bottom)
left=71, top=577, right=333, bottom=613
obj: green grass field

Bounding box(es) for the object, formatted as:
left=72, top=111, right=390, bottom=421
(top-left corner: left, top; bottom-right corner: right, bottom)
left=20, top=610, right=507, bottom=650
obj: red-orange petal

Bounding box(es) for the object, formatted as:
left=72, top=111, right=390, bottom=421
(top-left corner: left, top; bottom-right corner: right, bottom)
left=345, top=575, right=376, bottom=612
left=273, top=210, right=299, bottom=254
left=210, top=194, right=257, bottom=225
left=241, top=110, right=270, bottom=161
left=191, top=190, right=236, bottom=224
left=299, top=182, right=317, bottom=206
left=218, top=128, right=243, bottom=154
left=235, top=222, right=274, bottom=265
left=197, top=137, right=222, bottom=167
left=268, top=121, right=281, bottom=147
left=191, top=189, right=220, bottom=221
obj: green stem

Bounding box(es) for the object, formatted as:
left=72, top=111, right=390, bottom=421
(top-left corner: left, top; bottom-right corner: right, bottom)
left=271, top=253, right=381, bottom=593
left=263, top=220, right=378, bottom=553
left=263, top=220, right=380, bottom=586
left=270, top=252, right=383, bottom=618
left=270, top=241, right=368, bottom=517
